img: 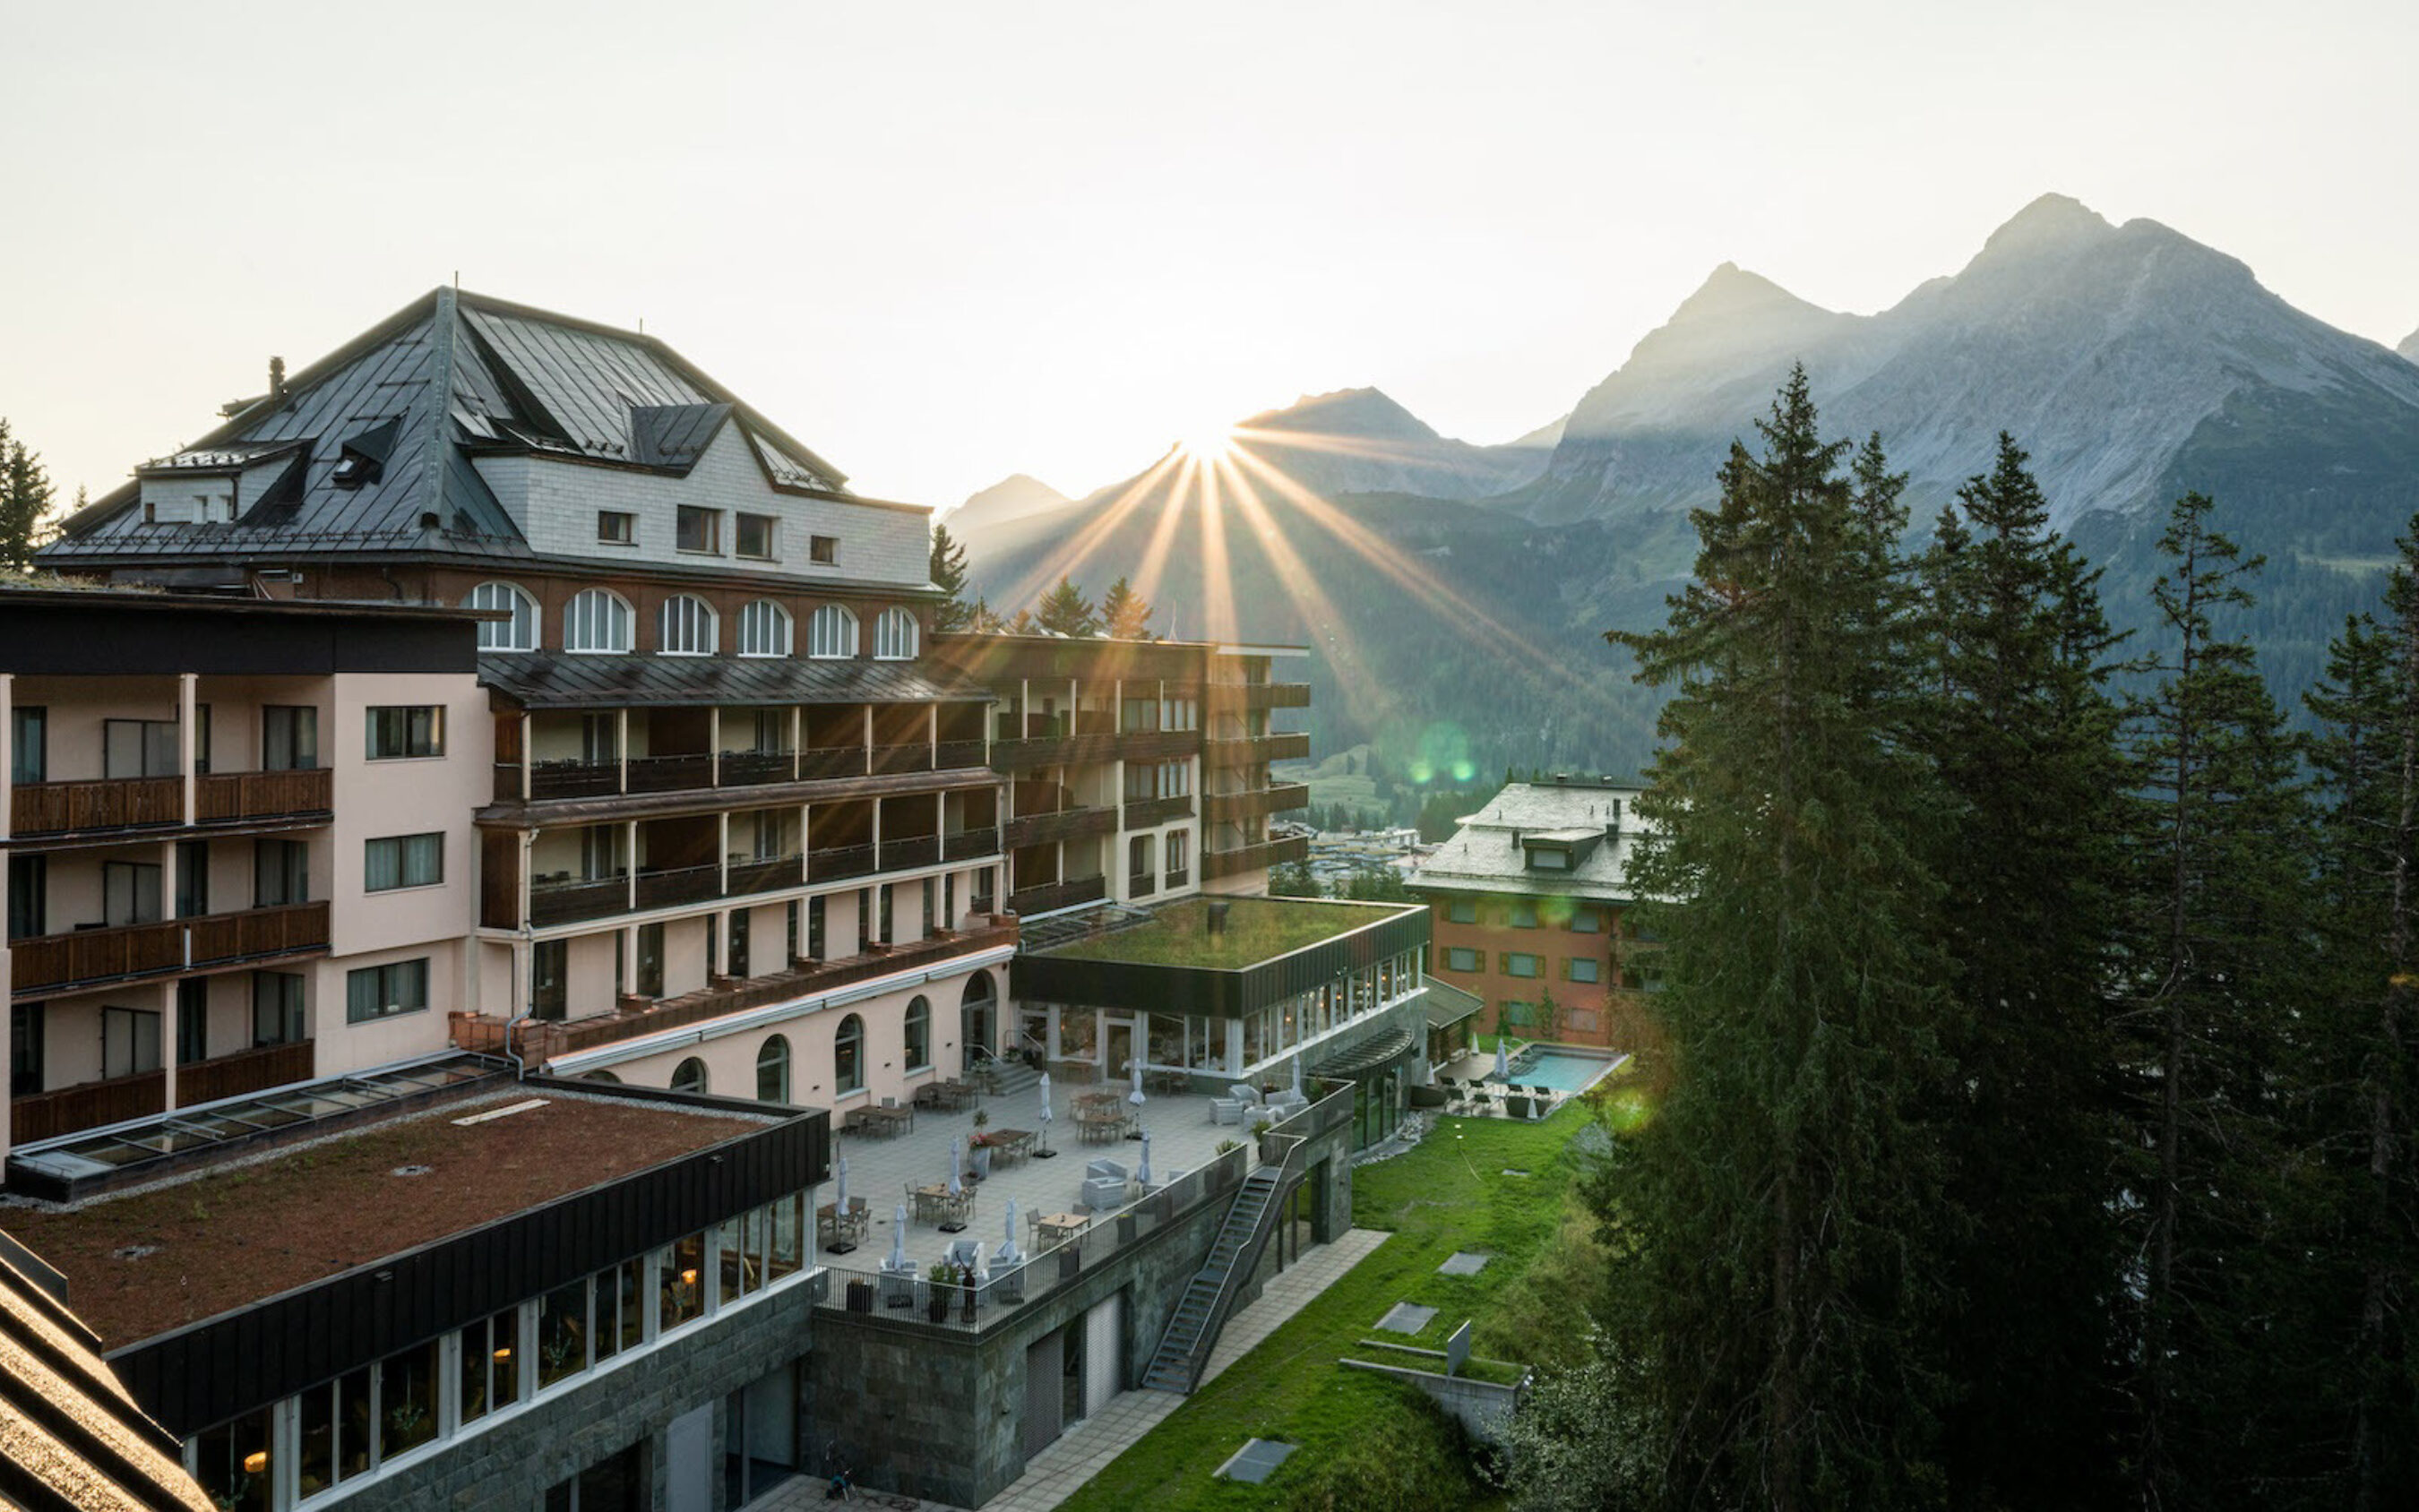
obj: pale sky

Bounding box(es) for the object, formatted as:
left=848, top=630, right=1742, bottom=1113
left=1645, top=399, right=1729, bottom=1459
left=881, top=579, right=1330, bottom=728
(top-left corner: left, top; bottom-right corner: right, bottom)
left=4, top=0, right=2413, bottom=515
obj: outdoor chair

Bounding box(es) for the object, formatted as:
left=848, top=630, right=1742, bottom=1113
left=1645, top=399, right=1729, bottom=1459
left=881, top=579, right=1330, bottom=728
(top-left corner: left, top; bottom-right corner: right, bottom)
left=1081, top=1158, right=1128, bottom=1210
left=1505, top=1095, right=1534, bottom=1121
left=943, top=1237, right=984, bottom=1272
left=1210, top=1097, right=1244, bottom=1125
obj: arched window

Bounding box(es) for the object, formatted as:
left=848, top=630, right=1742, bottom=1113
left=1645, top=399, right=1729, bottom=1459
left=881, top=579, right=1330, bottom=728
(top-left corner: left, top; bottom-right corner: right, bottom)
left=658, top=594, right=717, bottom=656
left=756, top=1035, right=792, bottom=1104
left=904, top=995, right=932, bottom=1071
left=874, top=607, right=919, bottom=661
left=738, top=599, right=792, bottom=657
left=834, top=1012, right=865, bottom=1095
left=564, top=588, right=633, bottom=653
left=466, top=581, right=538, bottom=652
left=669, top=1057, right=709, bottom=1095
left=805, top=605, right=858, bottom=660
left=581, top=1070, right=622, bottom=1085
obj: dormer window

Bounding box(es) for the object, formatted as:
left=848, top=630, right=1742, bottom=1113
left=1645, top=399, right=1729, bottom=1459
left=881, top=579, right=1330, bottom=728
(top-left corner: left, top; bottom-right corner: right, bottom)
left=1528, top=847, right=1571, bottom=872
left=676, top=506, right=722, bottom=555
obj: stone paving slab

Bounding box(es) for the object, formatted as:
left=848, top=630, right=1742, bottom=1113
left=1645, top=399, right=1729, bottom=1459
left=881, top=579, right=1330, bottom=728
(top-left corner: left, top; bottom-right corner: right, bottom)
left=1437, top=1250, right=1491, bottom=1276
left=1375, top=1302, right=1438, bottom=1334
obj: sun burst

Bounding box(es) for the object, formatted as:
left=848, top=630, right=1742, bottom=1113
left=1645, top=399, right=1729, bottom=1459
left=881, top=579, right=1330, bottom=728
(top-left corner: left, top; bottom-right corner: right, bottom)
left=1176, top=425, right=1236, bottom=462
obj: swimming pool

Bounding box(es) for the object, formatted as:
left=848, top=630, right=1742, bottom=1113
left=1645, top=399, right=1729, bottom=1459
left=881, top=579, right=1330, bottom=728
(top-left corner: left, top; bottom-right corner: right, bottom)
left=1512, top=1050, right=1618, bottom=1093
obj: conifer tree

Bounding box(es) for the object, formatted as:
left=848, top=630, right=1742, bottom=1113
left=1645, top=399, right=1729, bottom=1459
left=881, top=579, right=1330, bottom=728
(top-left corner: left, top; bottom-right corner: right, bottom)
left=1581, top=368, right=1955, bottom=1509
left=2116, top=492, right=2312, bottom=1508
left=1034, top=576, right=1099, bottom=637
left=928, top=522, right=975, bottom=631
left=0, top=418, right=56, bottom=571
left=1915, top=434, right=2127, bottom=1508
left=1100, top=575, right=1154, bottom=640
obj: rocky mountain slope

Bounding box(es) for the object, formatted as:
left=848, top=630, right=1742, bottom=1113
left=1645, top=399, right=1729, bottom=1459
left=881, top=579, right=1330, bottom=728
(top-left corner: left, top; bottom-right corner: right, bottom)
left=2399, top=326, right=2419, bottom=363
left=945, top=472, right=1071, bottom=534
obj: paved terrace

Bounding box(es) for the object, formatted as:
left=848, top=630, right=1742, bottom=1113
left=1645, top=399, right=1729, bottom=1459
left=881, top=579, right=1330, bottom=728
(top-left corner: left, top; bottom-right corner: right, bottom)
left=814, top=1079, right=1248, bottom=1284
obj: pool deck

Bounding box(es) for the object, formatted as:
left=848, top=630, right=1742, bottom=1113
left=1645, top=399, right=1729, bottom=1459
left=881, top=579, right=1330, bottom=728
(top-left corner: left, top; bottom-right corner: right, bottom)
left=1435, top=1044, right=1625, bottom=1117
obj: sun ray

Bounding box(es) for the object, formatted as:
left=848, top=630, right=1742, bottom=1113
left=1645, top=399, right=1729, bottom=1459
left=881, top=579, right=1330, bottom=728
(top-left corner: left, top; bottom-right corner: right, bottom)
left=1211, top=460, right=1398, bottom=734
left=1192, top=454, right=1241, bottom=648
left=998, top=448, right=1184, bottom=611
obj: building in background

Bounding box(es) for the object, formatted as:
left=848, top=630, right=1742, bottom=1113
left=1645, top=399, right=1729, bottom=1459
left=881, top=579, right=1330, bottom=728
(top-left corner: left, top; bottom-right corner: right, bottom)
left=1407, top=774, right=1657, bottom=1051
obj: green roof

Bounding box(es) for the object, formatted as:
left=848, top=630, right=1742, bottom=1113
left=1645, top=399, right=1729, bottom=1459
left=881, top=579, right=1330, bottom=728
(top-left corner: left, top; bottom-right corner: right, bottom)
left=1039, top=897, right=1418, bottom=970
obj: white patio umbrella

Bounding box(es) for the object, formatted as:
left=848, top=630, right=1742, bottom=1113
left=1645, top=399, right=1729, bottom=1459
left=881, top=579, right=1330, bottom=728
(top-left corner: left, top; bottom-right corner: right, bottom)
left=1129, top=1060, right=1147, bottom=1107
left=999, top=1198, right=1021, bottom=1263
left=1137, top=1128, right=1152, bottom=1185
left=1037, top=1071, right=1055, bottom=1151
left=888, top=1204, right=908, bottom=1270
left=1494, top=1039, right=1510, bottom=1082
left=947, top=1136, right=964, bottom=1197
left=1291, top=1057, right=1304, bottom=1096
left=835, top=1155, right=849, bottom=1213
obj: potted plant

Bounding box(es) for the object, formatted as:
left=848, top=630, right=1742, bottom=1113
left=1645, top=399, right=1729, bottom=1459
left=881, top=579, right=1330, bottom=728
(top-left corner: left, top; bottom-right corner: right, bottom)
left=926, top=1261, right=960, bottom=1322
left=969, top=1108, right=994, bottom=1178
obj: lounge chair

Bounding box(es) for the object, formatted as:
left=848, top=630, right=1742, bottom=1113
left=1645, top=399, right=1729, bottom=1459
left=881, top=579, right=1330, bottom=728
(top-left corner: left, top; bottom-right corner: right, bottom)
left=1080, top=1158, right=1128, bottom=1210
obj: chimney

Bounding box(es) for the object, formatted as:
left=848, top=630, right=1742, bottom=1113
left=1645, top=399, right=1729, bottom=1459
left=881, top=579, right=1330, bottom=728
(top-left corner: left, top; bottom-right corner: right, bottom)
left=1206, top=900, right=1231, bottom=936
left=269, top=356, right=288, bottom=401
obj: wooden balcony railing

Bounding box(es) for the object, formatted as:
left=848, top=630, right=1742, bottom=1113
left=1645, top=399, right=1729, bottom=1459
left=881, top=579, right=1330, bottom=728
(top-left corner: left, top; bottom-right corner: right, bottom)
left=529, top=875, right=631, bottom=928
left=934, top=739, right=988, bottom=770
left=9, top=901, right=331, bottom=997
left=10, top=1039, right=317, bottom=1145
left=1201, top=834, right=1310, bottom=881
left=727, top=855, right=805, bottom=897
left=989, top=734, right=1121, bottom=770
left=1205, top=733, right=1312, bottom=763
left=943, top=827, right=1000, bottom=862
left=1203, top=783, right=1312, bottom=822
left=1002, top=805, right=1120, bottom=850
left=808, top=842, right=877, bottom=882
left=634, top=863, right=722, bottom=911
left=867, top=744, right=933, bottom=776
left=9, top=777, right=183, bottom=838
left=1208, top=682, right=1312, bottom=709
left=1114, top=729, right=1199, bottom=762
left=194, top=769, right=333, bottom=824
left=452, top=919, right=1020, bottom=1064
left=1122, top=794, right=1196, bottom=828
left=1005, top=875, right=1108, bottom=916
left=718, top=751, right=796, bottom=786
left=881, top=835, right=942, bottom=871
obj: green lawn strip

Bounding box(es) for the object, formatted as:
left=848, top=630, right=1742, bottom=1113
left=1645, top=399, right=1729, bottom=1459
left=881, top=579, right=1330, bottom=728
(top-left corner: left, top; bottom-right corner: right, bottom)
left=1055, top=1109, right=1590, bottom=1510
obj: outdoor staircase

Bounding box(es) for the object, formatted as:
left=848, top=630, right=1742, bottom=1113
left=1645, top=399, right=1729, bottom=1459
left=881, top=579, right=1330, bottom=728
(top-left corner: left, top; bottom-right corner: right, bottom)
left=978, top=1058, right=1041, bottom=1104
left=1140, top=1136, right=1309, bottom=1394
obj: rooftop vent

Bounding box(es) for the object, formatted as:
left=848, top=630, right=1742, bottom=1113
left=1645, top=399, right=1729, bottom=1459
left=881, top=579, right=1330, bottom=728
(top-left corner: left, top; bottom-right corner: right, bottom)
left=1206, top=899, right=1231, bottom=936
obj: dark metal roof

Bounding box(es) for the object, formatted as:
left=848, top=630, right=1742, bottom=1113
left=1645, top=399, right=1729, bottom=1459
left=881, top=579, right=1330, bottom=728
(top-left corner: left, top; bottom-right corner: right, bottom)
left=478, top=651, right=994, bottom=709
left=43, top=287, right=855, bottom=570
left=1313, top=1027, right=1417, bottom=1078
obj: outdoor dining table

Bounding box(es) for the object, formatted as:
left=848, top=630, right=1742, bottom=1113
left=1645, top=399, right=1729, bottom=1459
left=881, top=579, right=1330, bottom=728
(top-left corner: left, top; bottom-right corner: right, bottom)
left=1075, top=1107, right=1126, bottom=1145
left=864, top=1104, right=915, bottom=1137
left=914, top=1183, right=973, bottom=1224
left=817, top=1198, right=869, bottom=1247
left=1034, top=1211, right=1089, bottom=1247
left=981, top=1129, right=1034, bottom=1169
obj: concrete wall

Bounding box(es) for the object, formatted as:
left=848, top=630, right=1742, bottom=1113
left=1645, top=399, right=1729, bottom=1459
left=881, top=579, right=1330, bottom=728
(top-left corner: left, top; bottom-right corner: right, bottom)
left=361, top=1276, right=818, bottom=1511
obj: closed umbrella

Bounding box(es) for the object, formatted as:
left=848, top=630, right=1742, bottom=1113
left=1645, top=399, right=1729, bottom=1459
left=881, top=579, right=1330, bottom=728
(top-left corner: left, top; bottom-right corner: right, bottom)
left=888, top=1204, right=908, bottom=1271
left=1129, top=1060, right=1147, bottom=1107
left=1291, top=1058, right=1304, bottom=1097
left=948, top=1137, right=964, bottom=1197
left=1137, top=1128, right=1152, bottom=1186
left=1000, top=1198, right=1021, bottom=1263
left=1494, top=1039, right=1510, bottom=1082
left=835, top=1155, right=849, bottom=1213
left=1037, top=1071, right=1055, bottom=1155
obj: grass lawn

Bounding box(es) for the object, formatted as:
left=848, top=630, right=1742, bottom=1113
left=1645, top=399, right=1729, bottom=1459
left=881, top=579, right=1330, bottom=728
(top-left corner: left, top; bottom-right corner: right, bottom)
left=1055, top=1104, right=1601, bottom=1510
left=1040, top=895, right=1418, bottom=969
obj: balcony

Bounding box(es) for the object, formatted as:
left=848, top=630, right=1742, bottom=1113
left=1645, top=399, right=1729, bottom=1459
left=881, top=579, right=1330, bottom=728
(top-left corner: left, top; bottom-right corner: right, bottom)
left=1002, top=805, right=1119, bottom=850
left=10, top=769, right=332, bottom=842
left=943, top=827, right=1000, bottom=862
left=8, top=1041, right=318, bottom=1146
left=934, top=739, right=988, bottom=771
left=1208, top=681, right=1312, bottom=710
left=1205, top=733, right=1312, bottom=764
left=9, top=902, right=331, bottom=998
left=451, top=919, right=1020, bottom=1064
left=881, top=835, right=942, bottom=871
left=868, top=743, right=934, bottom=777
left=1006, top=875, right=1108, bottom=916
left=988, top=733, right=1121, bottom=770
left=808, top=841, right=878, bottom=882
left=1201, top=834, right=1310, bottom=881
left=1202, top=783, right=1312, bottom=822
left=529, top=874, right=630, bottom=928
left=1122, top=794, right=1196, bottom=828
left=624, top=753, right=717, bottom=795
left=634, top=863, right=721, bottom=911
left=727, top=854, right=805, bottom=897
left=1164, top=867, right=1190, bottom=890
left=504, top=743, right=920, bottom=803
left=1114, top=728, right=1199, bottom=762
left=718, top=750, right=797, bottom=786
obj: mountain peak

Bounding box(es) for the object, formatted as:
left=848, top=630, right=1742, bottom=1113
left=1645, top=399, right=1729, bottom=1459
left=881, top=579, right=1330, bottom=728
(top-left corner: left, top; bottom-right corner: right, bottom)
left=1242, top=386, right=1441, bottom=443
left=1666, top=262, right=1826, bottom=327
left=2399, top=326, right=2419, bottom=364
left=949, top=472, right=1072, bottom=531
left=1977, top=193, right=2114, bottom=260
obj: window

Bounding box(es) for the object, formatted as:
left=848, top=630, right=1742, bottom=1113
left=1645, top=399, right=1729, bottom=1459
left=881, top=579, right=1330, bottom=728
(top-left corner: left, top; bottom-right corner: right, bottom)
left=366, top=705, right=444, bottom=760
left=660, top=1232, right=706, bottom=1332
left=379, top=1340, right=440, bottom=1462
left=581, top=713, right=621, bottom=765
left=597, top=510, right=635, bottom=545
left=466, top=581, right=538, bottom=651
left=752, top=1035, right=792, bottom=1104
left=1445, top=946, right=1481, bottom=973
left=737, top=512, right=778, bottom=560
left=874, top=606, right=918, bottom=660
left=11, top=706, right=45, bottom=784
left=537, top=1281, right=588, bottom=1389
left=533, top=939, right=568, bottom=1020
left=104, top=717, right=179, bottom=778
left=262, top=705, right=319, bottom=769
left=366, top=832, right=444, bottom=891
left=637, top=922, right=665, bottom=998
left=175, top=838, right=208, bottom=918
left=1128, top=833, right=1154, bottom=884
left=102, top=1006, right=161, bottom=1078
left=805, top=896, right=825, bottom=959
left=103, top=860, right=163, bottom=926
left=297, top=1366, right=372, bottom=1495
left=1526, top=846, right=1571, bottom=872
left=1502, top=1001, right=1537, bottom=1029
left=1567, top=956, right=1602, bottom=984
left=347, top=958, right=429, bottom=1022
left=1502, top=951, right=1541, bottom=979
left=1570, top=906, right=1602, bottom=933
left=658, top=594, right=718, bottom=655
left=7, top=855, right=44, bottom=941
left=254, top=838, right=309, bottom=906
left=738, top=598, right=792, bottom=657
left=904, top=996, right=931, bottom=1070
left=1166, top=831, right=1189, bottom=878
left=10, top=1005, right=43, bottom=1095
left=564, top=588, right=634, bottom=653
left=191, top=1405, right=272, bottom=1512
left=835, top=1012, right=865, bottom=1094
left=458, top=1309, right=521, bottom=1426
left=177, top=979, right=209, bottom=1065
left=1509, top=900, right=1539, bottom=929
left=253, top=972, right=305, bottom=1045
left=805, top=604, right=858, bottom=659
left=670, top=1057, right=709, bottom=1095
left=810, top=534, right=838, bottom=564
left=1446, top=898, right=1476, bottom=925
left=676, top=505, right=722, bottom=554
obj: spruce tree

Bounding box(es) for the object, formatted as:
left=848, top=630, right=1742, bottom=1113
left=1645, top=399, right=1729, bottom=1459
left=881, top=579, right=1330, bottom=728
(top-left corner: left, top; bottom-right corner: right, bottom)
left=1915, top=434, right=2127, bottom=1508
left=929, top=522, right=975, bottom=631
left=1582, top=368, right=1955, bottom=1509
left=0, top=418, right=56, bottom=571
left=1035, top=576, right=1099, bottom=637
left=2117, top=492, right=2313, bottom=1508
left=1100, top=575, right=1154, bottom=640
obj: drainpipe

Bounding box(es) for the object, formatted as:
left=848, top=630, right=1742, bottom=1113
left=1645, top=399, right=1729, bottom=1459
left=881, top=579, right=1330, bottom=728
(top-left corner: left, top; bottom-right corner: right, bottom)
left=502, top=926, right=536, bottom=1081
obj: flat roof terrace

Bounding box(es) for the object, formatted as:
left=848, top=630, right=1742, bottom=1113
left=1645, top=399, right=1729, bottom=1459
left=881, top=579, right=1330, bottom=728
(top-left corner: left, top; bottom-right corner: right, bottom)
left=2, top=1084, right=785, bottom=1350
left=1017, top=897, right=1429, bottom=1023
left=1037, top=896, right=1413, bottom=969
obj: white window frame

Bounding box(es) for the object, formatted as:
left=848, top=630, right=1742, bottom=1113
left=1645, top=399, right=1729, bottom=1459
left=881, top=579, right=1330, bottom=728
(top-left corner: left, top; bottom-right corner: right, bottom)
left=806, top=605, right=858, bottom=660
left=738, top=599, right=793, bottom=657
left=465, top=582, right=538, bottom=653
left=657, top=595, right=718, bottom=657
left=874, top=606, right=918, bottom=661
left=564, top=589, right=634, bottom=654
